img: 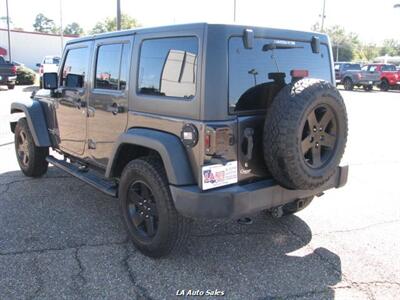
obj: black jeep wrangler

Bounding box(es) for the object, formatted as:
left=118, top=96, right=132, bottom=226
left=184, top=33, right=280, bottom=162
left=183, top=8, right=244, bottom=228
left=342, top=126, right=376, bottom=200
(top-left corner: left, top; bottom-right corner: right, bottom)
left=10, top=23, right=348, bottom=258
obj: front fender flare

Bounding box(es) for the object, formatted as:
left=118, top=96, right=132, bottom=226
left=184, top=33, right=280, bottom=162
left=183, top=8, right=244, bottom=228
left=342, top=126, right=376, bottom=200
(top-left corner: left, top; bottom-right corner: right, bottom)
left=10, top=99, right=51, bottom=147
left=106, top=128, right=195, bottom=186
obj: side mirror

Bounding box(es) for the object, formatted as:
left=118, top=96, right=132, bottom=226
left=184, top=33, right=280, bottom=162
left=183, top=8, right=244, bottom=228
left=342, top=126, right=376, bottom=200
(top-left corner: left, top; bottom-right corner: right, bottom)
left=43, top=72, right=58, bottom=90
left=36, top=63, right=41, bottom=67
left=243, top=29, right=254, bottom=49
left=311, top=36, right=320, bottom=54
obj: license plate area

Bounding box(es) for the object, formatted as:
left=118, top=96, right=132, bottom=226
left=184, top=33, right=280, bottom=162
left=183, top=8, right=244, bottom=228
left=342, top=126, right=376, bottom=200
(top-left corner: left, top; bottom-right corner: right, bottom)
left=201, top=161, right=238, bottom=190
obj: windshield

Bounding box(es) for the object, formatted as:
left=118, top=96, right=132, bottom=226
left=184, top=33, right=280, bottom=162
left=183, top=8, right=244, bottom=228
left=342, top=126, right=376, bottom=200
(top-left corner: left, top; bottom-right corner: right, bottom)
left=228, top=37, right=332, bottom=113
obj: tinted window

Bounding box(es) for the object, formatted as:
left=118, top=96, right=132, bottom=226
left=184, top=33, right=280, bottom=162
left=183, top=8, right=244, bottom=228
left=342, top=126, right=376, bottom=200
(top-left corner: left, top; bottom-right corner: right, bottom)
left=138, top=37, right=198, bottom=99
left=94, top=43, right=130, bottom=90
left=381, top=65, right=396, bottom=71
left=343, top=63, right=361, bottom=71
left=119, top=44, right=130, bottom=90
left=229, top=37, right=332, bottom=113
left=95, top=44, right=122, bottom=90
left=62, top=48, right=89, bottom=88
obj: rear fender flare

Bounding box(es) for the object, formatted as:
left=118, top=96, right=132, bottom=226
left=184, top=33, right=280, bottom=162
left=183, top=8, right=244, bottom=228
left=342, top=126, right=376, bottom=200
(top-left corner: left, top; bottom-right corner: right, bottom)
left=106, top=128, right=195, bottom=186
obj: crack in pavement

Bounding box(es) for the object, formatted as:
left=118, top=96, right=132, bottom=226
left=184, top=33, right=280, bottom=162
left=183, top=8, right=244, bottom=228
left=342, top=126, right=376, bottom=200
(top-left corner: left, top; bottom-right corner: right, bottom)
left=0, top=175, right=74, bottom=197
left=0, top=240, right=129, bottom=256
left=313, top=219, right=400, bottom=236
left=277, top=220, right=400, bottom=300
left=27, top=256, right=44, bottom=300
left=277, top=220, right=377, bottom=300
left=121, top=244, right=153, bottom=300
left=73, top=247, right=87, bottom=292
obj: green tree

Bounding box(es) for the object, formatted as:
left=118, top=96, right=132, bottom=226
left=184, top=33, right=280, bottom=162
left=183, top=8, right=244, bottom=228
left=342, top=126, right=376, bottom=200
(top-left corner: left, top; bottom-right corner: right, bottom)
left=63, top=22, right=84, bottom=35
left=312, top=23, right=359, bottom=61
left=353, top=43, right=380, bottom=62
left=379, top=39, right=400, bottom=56
left=90, top=14, right=140, bottom=34
left=33, top=13, right=57, bottom=33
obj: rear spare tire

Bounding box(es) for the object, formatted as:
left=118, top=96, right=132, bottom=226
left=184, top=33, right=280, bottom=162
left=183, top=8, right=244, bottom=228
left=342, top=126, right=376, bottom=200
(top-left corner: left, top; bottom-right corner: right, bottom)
left=263, top=79, right=348, bottom=190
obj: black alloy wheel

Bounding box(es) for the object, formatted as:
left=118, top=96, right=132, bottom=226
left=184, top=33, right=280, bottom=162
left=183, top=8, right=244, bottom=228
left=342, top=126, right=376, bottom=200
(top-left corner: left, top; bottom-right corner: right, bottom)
left=127, top=180, right=158, bottom=238
left=301, top=105, right=337, bottom=169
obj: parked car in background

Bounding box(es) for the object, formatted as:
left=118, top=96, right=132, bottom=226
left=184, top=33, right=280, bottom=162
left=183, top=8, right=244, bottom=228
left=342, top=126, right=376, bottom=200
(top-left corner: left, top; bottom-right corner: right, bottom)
left=334, top=62, right=380, bottom=91
left=363, top=63, right=400, bottom=91
left=7, top=60, right=25, bottom=67
left=37, top=55, right=60, bottom=87
left=0, top=56, right=17, bottom=90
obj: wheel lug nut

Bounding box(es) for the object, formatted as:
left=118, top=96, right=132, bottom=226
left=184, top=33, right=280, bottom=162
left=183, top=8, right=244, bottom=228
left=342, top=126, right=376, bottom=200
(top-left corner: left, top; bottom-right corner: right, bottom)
left=140, top=212, right=144, bottom=215
left=313, top=127, right=317, bottom=132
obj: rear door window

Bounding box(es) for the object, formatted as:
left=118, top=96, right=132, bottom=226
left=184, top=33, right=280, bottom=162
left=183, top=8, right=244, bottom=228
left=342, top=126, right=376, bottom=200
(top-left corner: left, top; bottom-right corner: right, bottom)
left=228, top=37, right=332, bottom=113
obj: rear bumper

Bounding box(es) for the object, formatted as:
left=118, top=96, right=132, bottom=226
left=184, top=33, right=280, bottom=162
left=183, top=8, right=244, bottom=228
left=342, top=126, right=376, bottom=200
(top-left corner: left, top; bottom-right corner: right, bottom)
left=0, top=75, right=16, bottom=84
left=357, top=80, right=380, bottom=86
left=171, top=166, right=348, bottom=219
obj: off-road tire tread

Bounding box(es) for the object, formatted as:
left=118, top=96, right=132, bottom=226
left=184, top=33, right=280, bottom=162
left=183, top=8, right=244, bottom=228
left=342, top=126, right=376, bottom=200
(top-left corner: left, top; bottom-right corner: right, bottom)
left=119, top=157, right=191, bottom=258
left=263, top=79, right=348, bottom=190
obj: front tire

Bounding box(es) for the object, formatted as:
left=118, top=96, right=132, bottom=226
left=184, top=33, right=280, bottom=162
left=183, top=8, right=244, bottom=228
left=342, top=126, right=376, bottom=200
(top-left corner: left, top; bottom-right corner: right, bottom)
left=14, top=118, right=49, bottom=177
left=7, top=84, right=15, bottom=90
left=118, top=157, right=191, bottom=258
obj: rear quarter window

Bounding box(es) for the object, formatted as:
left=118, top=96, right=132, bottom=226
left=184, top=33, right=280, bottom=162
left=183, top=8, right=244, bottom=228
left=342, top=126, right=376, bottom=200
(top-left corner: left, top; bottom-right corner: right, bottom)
left=228, top=37, right=332, bottom=113
left=137, top=37, right=198, bottom=99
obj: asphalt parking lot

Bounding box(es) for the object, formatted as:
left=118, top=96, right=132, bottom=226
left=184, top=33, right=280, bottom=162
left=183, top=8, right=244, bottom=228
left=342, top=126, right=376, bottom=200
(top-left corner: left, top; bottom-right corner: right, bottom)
left=0, top=85, right=399, bottom=300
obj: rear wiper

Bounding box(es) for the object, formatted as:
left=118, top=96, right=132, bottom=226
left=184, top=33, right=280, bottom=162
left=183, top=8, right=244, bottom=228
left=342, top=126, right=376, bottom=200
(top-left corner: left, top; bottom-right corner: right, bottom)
left=262, top=43, right=304, bottom=51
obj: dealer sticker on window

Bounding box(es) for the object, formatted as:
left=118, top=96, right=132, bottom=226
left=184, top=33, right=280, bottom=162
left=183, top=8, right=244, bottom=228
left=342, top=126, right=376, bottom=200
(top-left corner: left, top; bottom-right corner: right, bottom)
left=202, top=161, right=238, bottom=190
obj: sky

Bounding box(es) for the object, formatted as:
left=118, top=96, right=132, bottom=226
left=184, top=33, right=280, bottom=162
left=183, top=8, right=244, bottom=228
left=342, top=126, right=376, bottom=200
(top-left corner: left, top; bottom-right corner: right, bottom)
left=1, top=0, right=400, bottom=44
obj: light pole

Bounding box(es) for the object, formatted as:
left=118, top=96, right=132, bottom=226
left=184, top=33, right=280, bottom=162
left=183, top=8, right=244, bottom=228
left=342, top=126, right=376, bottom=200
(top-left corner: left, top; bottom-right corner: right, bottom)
left=117, top=0, right=121, bottom=30
left=59, top=0, right=64, bottom=53
left=5, top=0, right=12, bottom=62
left=320, top=0, right=327, bottom=31
left=233, top=0, right=237, bottom=23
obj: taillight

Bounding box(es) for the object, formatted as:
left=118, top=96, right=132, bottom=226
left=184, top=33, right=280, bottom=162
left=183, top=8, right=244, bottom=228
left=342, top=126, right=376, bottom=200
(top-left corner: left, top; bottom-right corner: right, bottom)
left=357, top=73, right=362, bottom=79
left=205, top=131, right=211, bottom=154
left=39, top=65, right=43, bottom=74
left=11, top=66, right=17, bottom=75
left=291, top=69, right=309, bottom=78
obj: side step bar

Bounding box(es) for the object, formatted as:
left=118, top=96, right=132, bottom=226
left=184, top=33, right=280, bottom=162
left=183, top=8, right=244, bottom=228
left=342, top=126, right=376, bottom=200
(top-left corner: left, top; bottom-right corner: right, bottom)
left=46, top=156, right=117, bottom=197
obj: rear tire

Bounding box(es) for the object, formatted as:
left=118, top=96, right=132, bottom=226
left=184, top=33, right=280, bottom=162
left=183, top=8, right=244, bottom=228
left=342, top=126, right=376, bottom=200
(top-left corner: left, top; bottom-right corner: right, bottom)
left=118, top=157, right=191, bottom=258
left=343, top=78, right=354, bottom=91
left=380, top=79, right=389, bottom=91
left=14, top=118, right=49, bottom=177
left=263, top=79, right=348, bottom=190
left=7, top=84, right=15, bottom=90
